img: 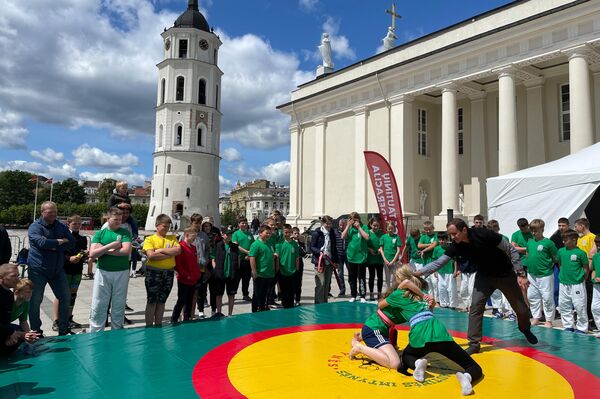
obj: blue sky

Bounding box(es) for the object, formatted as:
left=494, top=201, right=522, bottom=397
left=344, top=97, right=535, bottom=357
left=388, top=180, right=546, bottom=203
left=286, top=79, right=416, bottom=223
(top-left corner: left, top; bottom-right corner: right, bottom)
left=0, top=0, right=512, bottom=192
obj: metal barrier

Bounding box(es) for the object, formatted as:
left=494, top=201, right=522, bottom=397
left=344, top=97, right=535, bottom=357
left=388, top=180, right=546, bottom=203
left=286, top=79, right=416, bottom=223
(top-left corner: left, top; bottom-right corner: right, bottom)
left=8, top=235, right=22, bottom=263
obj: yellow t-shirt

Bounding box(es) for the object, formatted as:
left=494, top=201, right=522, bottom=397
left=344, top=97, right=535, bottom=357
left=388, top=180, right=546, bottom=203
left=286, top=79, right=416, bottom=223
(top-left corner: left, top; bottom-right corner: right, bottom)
left=577, top=232, right=596, bottom=258
left=143, top=234, right=180, bottom=270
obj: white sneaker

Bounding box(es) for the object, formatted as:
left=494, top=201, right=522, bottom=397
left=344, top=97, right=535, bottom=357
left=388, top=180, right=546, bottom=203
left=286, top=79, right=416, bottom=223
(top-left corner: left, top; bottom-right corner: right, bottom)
left=360, top=298, right=367, bottom=304
left=456, top=372, right=473, bottom=395
left=349, top=297, right=356, bottom=303
left=198, top=312, right=205, bottom=319
left=413, top=358, right=427, bottom=382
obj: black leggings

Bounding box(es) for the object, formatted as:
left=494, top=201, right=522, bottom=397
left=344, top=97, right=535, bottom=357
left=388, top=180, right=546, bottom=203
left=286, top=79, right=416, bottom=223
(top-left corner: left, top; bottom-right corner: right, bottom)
left=347, top=262, right=367, bottom=299
left=367, top=263, right=384, bottom=295
left=172, top=281, right=195, bottom=322
left=399, top=341, right=483, bottom=382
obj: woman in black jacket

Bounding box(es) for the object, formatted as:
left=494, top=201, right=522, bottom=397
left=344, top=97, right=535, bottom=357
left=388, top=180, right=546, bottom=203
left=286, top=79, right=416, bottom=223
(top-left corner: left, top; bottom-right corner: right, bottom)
left=310, top=215, right=339, bottom=304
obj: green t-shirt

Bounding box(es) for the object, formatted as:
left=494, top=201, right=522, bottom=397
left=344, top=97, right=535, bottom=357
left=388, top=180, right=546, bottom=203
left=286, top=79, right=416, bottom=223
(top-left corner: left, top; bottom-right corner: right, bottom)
left=407, top=236, right=423, bottom=264
left=367, top=230, right=384, bottom=264
left=267, top=233, right=282, bottom=252
left=380, top=233, right=402, bottom=263
left=511, top=230, right=533, bottom=264
left=92, top=228, right=132, bottom=271
left=434, top=245, right=453, bottom=274
left=418, top=233, right=438, bottom=264
left=275, top=240, right=299, bottom=277
left=11, top=300, right=29, bottom=323
left=232, top=229, right=254, bottom=260
left=592, top=253, right=600, bottom=284
left=526, top=238, right=557, bottom=277
left=223, top=243, right=232, bottom=278
left=557, top=247, right=588, bottom=285
left=365, top=289, right=453, bottom=348
left=249, top=239, right=275, bottom=278
left=346, top=224, right=369, bottom=264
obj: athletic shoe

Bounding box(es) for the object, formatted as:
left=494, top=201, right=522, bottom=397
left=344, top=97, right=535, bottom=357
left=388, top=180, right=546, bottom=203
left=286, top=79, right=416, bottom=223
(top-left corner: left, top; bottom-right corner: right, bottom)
left=58, top=329, right=76, bottom=336
left=575, top=329, right=588, bottom=335
left=494, top=312, right=504, bottom=319
left=564, top=327, right=575, bottom=332
left=295, top=301, right=300, bottom=307
left=51, top=320, right=59, bottom=332
left=360, top=298, right=367, bottom=304
left=507, top=313, right=516, bottom=322
left=242, top=295, right=252, bottom=302
left=465, top=344, right=480, bottom=355
left=349, top=297, right=356, bottom=303
left=125, top=304, right=134, bottom=311
left=69, top=319, right=83, bottom=329
left=413, top=359, right=427, bottom=382
left=523, top=329, right=538, bottom=344
left=456, top=372, right=473, bottom=395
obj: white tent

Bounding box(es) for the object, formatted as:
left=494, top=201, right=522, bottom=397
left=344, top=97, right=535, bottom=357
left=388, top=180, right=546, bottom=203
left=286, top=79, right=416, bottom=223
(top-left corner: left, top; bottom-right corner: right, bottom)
left=487, top=142, right=600, bottom=235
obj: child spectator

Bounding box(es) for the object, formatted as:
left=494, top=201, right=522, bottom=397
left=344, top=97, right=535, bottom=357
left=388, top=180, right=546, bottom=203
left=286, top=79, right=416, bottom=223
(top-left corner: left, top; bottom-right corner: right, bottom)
left=341, top=212, right=370, bottom=303
left=189, top=214, right=210, bottom=319
left=511, top=218, right=533, bottom=266
left=89, top=208, right=132, bottom=332
left=52, top=214, right=88, bottom=331
left=434, top=232, right=458, bottom=308
left=291, top=226, right=306, bottom=306
left=407, top=228, right=422, bottom=271
left=143, top=214, right=181, bottom=327
left=366, top=218, right=384, bottom=301
left=378, top=220, right=402, bottom=289
left=231, top=217, right=254, bottom=302
left=212, top=229, right=241, bottom=316
left=249, top=225, right=276, bottom=312
left=418, top=221, right=439, bottom=300
left=171, top=228, right=200, bottom=323
left=557, top=229, right=589, bottom=333
left=526, top=219, right=558, bottom=327
left=575, top=218, right=597, bottom=331
left=11, top=279, right=34, bottom=332
left=276, top=224, right=300, bottom=309
left=591, top=236, right=600, bottom=338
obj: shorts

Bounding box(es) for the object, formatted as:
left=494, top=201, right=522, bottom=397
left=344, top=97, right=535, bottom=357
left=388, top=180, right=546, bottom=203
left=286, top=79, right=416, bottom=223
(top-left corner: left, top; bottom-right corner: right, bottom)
left=145, top=269, right=175, bottom=304
left=212, top=276, right=241, bottom=296
left=65, top=273, right=82, bottom=291
left=361, top=325, right=390, bottom=349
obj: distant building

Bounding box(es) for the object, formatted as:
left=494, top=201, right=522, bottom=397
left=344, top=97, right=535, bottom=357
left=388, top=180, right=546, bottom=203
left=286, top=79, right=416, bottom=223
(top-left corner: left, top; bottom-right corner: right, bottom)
left=81, top=180, right=100, bottom=204
left=218, top=193, right=231, bottom=214
left=130, top=183, right=151, bottom=205
left=230, top=179, right=289, bottom=222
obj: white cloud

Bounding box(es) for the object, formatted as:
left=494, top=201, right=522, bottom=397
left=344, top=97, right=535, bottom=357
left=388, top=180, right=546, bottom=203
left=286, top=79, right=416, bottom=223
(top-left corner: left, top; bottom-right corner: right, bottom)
left=225, top=159, right=290, bottom=190
left=299, top=0, right=319, bottom=12
left=322, top=17, right=356, bottom=60
left=0, top=160, right=76, bottom=180
left=221, top=147, right=242, bottom=162
left=0, top=108, right=28, bottom=149
left=79, top=170, right=148, bottom=186
left=219, top=174, right=235, bottom=192
left=30, top=148, right=65, bottom=163
left=47, top=163, right=78, bottom=179
left=72, top=144, right=139, bottom=168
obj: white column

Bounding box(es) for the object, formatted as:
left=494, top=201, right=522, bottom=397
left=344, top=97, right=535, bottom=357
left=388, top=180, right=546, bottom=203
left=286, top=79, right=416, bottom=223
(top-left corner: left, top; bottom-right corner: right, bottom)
left=469, top=92, right=487, bottom=216
left=565, top=47, right=594, bottom=153
left=524, top=77, right=546, bottom=166
left=389, top=95, right=416, bottom=213
left=354, top=107, right=368, bottom=213
left=497, top=67, right=518, bottom=175
left=314, top=118, right=326, bottom=217
left=440, top=85, right=459, bottom=213
left=288, top=124, right=299, bottom=221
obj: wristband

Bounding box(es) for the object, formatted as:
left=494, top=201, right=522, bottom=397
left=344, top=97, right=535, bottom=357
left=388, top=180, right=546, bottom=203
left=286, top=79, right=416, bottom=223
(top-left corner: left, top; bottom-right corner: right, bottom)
left=516, top=270, right=527, bottom=277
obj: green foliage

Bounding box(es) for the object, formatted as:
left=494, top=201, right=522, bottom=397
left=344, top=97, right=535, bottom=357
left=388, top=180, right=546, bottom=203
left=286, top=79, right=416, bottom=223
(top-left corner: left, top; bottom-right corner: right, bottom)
left=132, top=204, right=149, bottom=228
left=50, top=178, right=86, bottom=204
left=220, top=208, right=239, bottom=229
left=0, top=170, right=35, bottom=208
left=97, top=179, right=116, bottom=205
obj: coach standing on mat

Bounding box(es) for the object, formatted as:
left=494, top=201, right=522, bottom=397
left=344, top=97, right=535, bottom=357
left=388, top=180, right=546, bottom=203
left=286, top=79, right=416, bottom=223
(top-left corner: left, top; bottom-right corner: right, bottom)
left=416, top=218, right=538, bottom=354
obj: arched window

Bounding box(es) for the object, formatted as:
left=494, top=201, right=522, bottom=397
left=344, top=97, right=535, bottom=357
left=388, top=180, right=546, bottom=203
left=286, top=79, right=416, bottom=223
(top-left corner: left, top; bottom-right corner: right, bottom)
left=167, top=164, right=171, bottom=173
left=165, top=188, right=169, bottom=197
left=160, top=79, right=165, bottom=105
left=214, top=49, right=218, bottom=64
left=198, top=79, right=206, bottom=104
left=186, top=188, right=191, bottom=198
left=215, top=84, right=219, bottom=110
left=178, top=39, right=188, bottom=58
left=158, top=125, right=163, bottom=147
left=176, top=76, right=184, bottom=101
left=187, top=165, right=192, bottom=174
left=197, top=127, right=203, bottom=146
left=154, top=165, right=157, bottom=175
left=175, top=125, right=182, bottom=146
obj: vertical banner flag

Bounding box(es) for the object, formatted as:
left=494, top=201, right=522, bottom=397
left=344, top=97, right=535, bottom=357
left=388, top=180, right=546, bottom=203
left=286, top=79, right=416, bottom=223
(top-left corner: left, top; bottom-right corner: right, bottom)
left=363, top=151, right=407, bottom=262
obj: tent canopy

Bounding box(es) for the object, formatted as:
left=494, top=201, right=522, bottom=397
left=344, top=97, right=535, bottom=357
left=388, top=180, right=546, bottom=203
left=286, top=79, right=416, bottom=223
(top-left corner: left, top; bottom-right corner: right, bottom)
left=486, top=142, right=600, bottom=236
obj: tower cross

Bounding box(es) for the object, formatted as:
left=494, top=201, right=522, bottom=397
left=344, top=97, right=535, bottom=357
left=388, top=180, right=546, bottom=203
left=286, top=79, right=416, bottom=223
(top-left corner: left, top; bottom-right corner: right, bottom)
left=386, top=2, right=402, bottom=31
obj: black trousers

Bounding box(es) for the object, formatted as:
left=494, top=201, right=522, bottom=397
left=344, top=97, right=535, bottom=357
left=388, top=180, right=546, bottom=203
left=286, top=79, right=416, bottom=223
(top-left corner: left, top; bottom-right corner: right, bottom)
left=347, top=262, right=367, bottom=298
left=240, top=258, right=252, bottom=297
left=367, top=263, right=384, bottom=294
left=172, top=281, right=195, bottom=322
left=195, top=272, right=209, bottom=313
left=278, top=273, right=295, bottom=309
left=294, top=262, right=304, bottom=303
left=400, top=340, right=483, bottom=382
left=252, top=277, right=274, bottom=312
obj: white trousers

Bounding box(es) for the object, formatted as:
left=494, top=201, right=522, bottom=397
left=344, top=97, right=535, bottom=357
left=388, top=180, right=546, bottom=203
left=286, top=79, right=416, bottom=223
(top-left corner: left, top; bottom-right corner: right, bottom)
left=591, top=284, right=600, bottom=330
left=527, top=274, right=555, bottom=321
left=490, top=289, right=513, bottom=313
left=437, top=273, right=457, bottom=308
left=383, top=262, right=399, bottom=291
left=426, top=273, right=439, bottom=301
left=559, top=282, right=588, bottom=331
left=459, top=272, right=476, bottom=309
left=89, top=269, right=130, bottom=333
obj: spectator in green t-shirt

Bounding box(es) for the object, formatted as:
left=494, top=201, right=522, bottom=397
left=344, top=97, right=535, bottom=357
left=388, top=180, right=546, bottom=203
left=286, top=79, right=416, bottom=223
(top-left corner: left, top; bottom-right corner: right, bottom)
left=249, top=225, right=276, bottom=312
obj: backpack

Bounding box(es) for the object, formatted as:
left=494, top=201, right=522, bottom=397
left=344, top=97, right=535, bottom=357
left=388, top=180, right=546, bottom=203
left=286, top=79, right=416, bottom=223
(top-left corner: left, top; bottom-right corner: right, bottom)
left=17, top=248, right=29, bottom=265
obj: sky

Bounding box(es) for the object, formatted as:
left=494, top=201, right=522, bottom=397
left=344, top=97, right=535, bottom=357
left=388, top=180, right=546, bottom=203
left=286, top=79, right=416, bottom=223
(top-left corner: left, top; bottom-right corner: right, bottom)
left=0, top=0, right=513, bottom=193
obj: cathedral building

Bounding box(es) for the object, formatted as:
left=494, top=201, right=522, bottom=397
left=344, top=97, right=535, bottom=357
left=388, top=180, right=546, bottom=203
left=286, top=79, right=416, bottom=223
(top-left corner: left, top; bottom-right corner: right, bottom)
left=278, top=0, right=600, bottom=229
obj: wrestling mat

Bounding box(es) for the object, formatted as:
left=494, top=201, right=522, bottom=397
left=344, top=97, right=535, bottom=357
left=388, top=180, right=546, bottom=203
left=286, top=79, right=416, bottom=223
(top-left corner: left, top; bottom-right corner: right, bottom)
left=1, top=302, right=599, bottom=398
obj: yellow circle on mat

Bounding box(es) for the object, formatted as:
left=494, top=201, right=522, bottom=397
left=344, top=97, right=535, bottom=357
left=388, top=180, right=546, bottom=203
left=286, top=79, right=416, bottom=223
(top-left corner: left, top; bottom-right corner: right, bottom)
left=228, top=328, right=573, bottom=399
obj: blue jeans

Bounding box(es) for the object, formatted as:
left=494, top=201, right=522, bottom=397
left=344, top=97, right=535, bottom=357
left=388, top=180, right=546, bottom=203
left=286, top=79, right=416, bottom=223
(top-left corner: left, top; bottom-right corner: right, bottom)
left=28, top=267, right=71, bottom=333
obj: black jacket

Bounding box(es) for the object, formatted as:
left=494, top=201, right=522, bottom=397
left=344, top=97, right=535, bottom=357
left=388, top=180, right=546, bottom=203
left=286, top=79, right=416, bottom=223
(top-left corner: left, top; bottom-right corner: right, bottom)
left=0, top=226, right=11, bottom=264
left=310, top=228, right=339, bottom=265
left=213, top=240, right=240, bottom=280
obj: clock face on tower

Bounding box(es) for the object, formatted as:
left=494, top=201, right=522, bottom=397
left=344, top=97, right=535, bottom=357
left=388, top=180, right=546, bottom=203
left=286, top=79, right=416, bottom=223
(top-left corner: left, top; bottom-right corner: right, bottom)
left=199, top=39, right=209, bottom=50
left=165, top=38, right=171, bottom=51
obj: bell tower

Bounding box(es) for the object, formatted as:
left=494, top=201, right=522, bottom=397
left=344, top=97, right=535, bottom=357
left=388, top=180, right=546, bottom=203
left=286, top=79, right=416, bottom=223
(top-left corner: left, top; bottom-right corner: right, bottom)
left=146, top=0, right=222, bottom=229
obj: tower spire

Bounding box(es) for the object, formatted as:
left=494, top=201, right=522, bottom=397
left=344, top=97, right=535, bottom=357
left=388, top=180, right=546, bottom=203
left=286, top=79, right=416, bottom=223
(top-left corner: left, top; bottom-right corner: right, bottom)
left=188, top=0, right=199, bottom=11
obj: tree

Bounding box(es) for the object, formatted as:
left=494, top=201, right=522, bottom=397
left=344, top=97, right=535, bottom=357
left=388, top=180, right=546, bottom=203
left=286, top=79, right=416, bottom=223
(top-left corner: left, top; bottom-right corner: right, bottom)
left=0, top=170, right=35, bottom=208
left=220, top=208, right=239, bottom=229
left=96, top=179, right=116, bottom=205
left=51, top=178, right=86, bottom=204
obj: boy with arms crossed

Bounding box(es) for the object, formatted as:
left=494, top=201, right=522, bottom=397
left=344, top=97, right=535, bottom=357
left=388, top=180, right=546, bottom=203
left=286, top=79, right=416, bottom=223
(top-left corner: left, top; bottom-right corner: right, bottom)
left=232, top=217, right=254, bottom=302
left=276, top=224, right=300, bottom=309
left=249, top=225, right=276, bottom=312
